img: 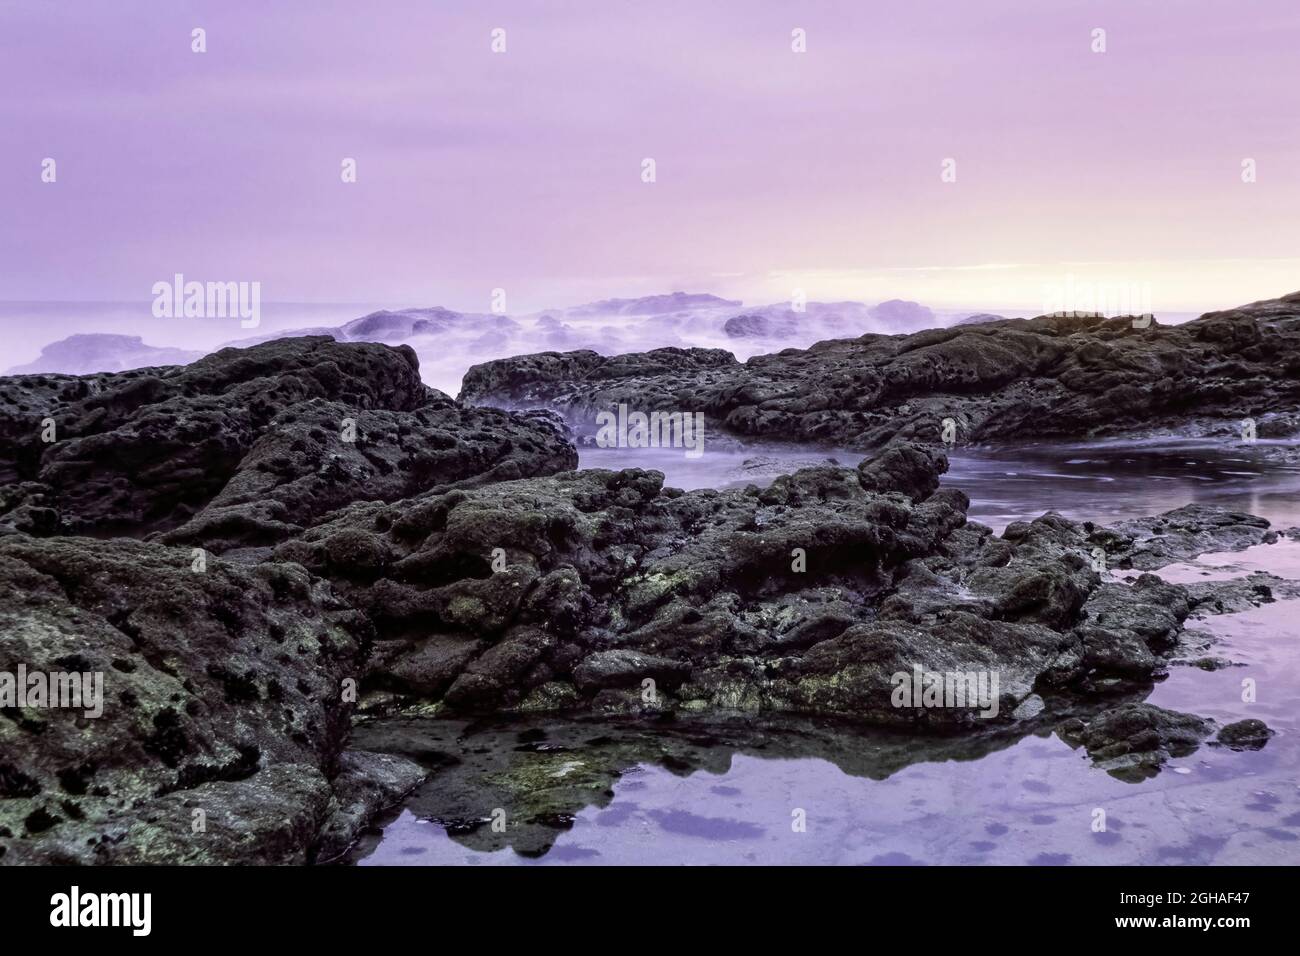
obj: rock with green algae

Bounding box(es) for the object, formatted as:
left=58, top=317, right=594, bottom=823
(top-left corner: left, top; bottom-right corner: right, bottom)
left=0, top=534, right=417, bottom=864
left=339, top=707, right=1121, bottom=860
left=273, top=441, right=1233, bottom=730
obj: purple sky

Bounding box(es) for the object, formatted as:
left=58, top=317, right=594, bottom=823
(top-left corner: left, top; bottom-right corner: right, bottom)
left=2, top=0, right=1298, bottom=313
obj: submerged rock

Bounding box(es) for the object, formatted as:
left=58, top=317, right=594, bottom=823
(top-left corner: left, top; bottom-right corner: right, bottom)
left=1214, top=718, right=1274, bottom=750
left=1057, top=703, right=1217, bottom=781
left=346, top=711, right=1054, bottom=859
left=1058, top=704, right=1274, bottom=781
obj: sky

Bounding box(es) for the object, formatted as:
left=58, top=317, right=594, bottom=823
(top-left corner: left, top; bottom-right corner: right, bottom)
left=2, top=0, right=1299, bottom=315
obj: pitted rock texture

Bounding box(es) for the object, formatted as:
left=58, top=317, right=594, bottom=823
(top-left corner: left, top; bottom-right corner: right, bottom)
left=0, top=535, right=368, bottom=864
left=460, top=292, right=1300, bottom=449
left=267, top=443, right=1222, bottom=728
left=0, top=336, right=576, bottom=544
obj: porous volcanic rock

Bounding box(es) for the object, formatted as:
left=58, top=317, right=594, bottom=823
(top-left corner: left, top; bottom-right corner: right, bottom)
left=265, top=441, right=1224, bottom=729
left=0, top=534, right=382, bottom=864
left=0, top=336, right=576, bottom=543
left=1, top=325, right=1281, bottom=865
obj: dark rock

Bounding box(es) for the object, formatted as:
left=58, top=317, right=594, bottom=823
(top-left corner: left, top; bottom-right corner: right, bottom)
left=1094, top=504, right=1276, bottom=571
left=1184, top=572, right=1300, bottom=615
left=316, top=750, right=427, bottom=861
left=3, top=316, right=1283, bottom=864
left=0, top=336, right=575, bottom=544
left=857, top=441, right=948, bottom=500
left=1057, top=703, right=1214, bottom=781
left=460, top=292, right=1300, bottom=449
left=263, top=439, right=1215, bottom=729
left=0, top=534, right=367, bottom=863
left=271, top=444, right=973, bottom=718
left=572, top=650, right=691, bottom=693
left=1214, top=718, right=1274, bottom=750
left=159, top=397, right=575, bottom=553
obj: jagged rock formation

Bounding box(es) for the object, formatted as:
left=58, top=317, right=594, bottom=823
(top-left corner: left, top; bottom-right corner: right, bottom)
left=0, top=323, right=1281, bottom=864
left=0, top=336, right=575, bottom=862
left=460, top=292, right=1300, bottom=448
left=0, top=336, right=575, bottom=543
left=269, top=444, right=1268, bottom=730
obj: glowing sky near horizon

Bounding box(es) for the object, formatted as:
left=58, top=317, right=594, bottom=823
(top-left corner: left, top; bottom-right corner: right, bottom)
left=2, top=0, right=1298, bottom=315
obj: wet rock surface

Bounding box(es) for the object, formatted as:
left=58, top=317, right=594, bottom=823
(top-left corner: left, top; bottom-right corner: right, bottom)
left=269, top=440, right=1262, bottom=735
left=460, top=292, right=1300, bottom=449
left=1215, top=718, right=1275, bottom=750
left=345, top=712, right=1062, bottom=859
left=1092, top=504, right=1277, bottom=571
left=1058, top=703, right=1216, bottom=781
left=0, top=331, right=1284, bottom=864
left=316, top=750, right=427, bottom=862
left=1054, top=704, right=1276, bottom=782
left=345, top=693, right=1274, bottom=861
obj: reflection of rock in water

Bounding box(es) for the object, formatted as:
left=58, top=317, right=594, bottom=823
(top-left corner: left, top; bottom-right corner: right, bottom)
left=344, top=699, right=1161, bottom=860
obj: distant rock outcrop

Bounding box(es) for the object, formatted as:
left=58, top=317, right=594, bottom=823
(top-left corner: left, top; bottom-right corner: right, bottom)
left=462, top=291, right=1300, bottom=449
left=567, top=291, right=742, bottom=316
left=5, top=334, right=203, bottom=376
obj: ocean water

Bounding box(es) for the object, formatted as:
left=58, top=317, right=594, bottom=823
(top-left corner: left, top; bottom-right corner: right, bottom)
left=349, top=439, right=1300, bottom=865
left=0, top=300, right=380, bottom=370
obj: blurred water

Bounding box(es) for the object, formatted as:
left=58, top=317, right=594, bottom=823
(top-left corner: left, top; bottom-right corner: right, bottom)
left=581, top=438, right=1300, bottom=532
left=0, top=300, right=378, bottom=370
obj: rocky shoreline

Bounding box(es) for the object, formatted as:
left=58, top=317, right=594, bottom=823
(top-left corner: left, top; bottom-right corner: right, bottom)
left=460, top=292, right=1300, bottom=449
left=3, top=296, right=1295, bottom=864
